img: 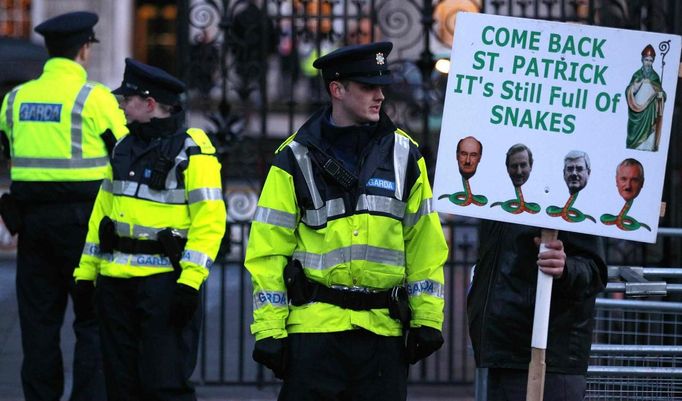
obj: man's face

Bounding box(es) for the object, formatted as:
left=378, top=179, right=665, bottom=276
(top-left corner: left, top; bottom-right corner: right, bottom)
left=507, top=150, right=532, bottom=187
left=334, top=81, right=385, bottom=125
left=118, top=95, right=152, bottom=123
left=642, top=55, right=654, bottom=73
left=564, top=157, right=590, bottom=194
left=616, top=164, right=644, bottom=201
left=457, top=137, right=482, bottom=178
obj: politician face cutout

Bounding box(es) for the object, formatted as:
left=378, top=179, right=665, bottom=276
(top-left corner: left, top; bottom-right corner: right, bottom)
left=616, top=159, right=644, bottom=202
left=505, top=144, right=533, bottom=187
left=457, top=136, right=482, bottom=180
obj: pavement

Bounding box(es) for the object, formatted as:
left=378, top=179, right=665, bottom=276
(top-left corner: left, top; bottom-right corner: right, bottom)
left=0, top=253, right=474, bottom=401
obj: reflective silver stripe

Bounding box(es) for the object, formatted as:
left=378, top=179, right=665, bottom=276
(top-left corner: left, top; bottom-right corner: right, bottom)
left=101, top=178, right=113, bottom=193
left=166, top=136, right=193, bottom=189
left=188, top=188, right=222, bottom=204
left=253, top=291, right=288, bottom=310
left=134, top=224, right=187, bottom=239
left=137, top=184, right=186, bottom=204
left=393, top=133, right=410, bottom=200
left=71, top=83, right=94, bottom=159
left=293, top=245, right=405, bottom=271
left=113, top=220, right=188, bottom=240
left=406, top=279, right=445, bottom=299
left=356, top=194, right=405, bottom=219
left=403, top=198, right=434, bottom=227
left=288, top=141, right=323, bottom=209
left=5, top=89, right=18, bottom=131
left=113, top=180, right=187, bottom=204
left=82, top=242, right=100, bottom=256
left=114, top=221, right=131, bottom=237
left=112, top=180, right=138, bottom=196
left=181, top=249, right=213, bottom=269
left=126, top=253, right=174, bottom=268
left=11, top=156, right=109, bottom=168
left=301, top=197, right=345, bottom=226
left=253, top=206, right=297, bottom=229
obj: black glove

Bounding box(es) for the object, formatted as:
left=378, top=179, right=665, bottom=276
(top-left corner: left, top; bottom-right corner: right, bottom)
left=72, top=280, right=96, bottom=321
left=252, top=337, right=287, bottom=379
left=169, top=283, right=200, bottom=328
left=406, top=326, right=444, bottom=364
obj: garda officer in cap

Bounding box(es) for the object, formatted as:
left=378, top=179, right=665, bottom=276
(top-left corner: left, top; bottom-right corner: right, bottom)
left=74, top=58, right=226, bottom=401
left=0, top=11, right=126, bottom=401
left=246, top=42, right=448, bottom=400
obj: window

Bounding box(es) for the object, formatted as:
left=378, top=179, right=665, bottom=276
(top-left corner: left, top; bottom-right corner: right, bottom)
left=0, top=0, right=31, bottom=38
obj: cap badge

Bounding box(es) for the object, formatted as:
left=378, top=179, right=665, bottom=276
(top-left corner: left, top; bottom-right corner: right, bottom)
left=376, top=52, right=385, bottom=65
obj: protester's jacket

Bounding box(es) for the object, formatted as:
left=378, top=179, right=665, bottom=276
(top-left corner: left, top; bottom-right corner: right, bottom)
left=467, top=221, right=607, bottom=374
left=245, top=107, right=448, bottom=341
left=74, top=112, right=226, bottom=290
left=0, top=57, right=127, bottom=203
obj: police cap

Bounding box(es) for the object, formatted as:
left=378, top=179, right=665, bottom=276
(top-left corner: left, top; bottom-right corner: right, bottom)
left=34, top=11, right=99, bottom=49
left=313, top=41, right=393, bottom=85
left=112, top=58, right=186, bottom=105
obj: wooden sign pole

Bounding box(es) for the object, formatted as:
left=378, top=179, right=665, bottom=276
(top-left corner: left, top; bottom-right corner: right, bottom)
left=526, top=229, right=558, bottom=401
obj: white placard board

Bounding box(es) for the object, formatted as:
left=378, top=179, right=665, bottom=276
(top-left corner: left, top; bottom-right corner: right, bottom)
left=433, top=12, right=681, bottom=243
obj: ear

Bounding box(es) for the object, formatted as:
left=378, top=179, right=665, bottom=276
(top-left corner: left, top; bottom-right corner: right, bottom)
left=75, top=42, right=90, bottom=62
left=329, top=81, right=345, bottom=100
left=145, top=97, right=157, bottom=113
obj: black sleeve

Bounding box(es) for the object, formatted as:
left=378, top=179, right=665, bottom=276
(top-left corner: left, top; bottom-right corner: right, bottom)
left=554, top=232, right=608, bottom=299
left=99, top=129, right=117, bottom=158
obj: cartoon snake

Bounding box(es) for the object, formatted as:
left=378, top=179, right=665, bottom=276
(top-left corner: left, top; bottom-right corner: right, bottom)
left=546, top=192, right=595, bottom=223
left=600, top=200, right=651, bottom=231
left=490, top=186, right=540, bottom=214
left=438, top=177, right=487, bottom=207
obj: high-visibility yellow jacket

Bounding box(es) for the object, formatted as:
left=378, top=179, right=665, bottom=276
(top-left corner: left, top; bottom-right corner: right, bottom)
left=0, top=57, right=127, bottom=184
left=74, top=116, right=226, bottom=290
left=245, top=108, right=448, bottom=340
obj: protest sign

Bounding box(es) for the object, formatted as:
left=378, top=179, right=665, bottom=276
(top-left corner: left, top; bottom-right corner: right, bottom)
left=433, top=12, right=681, bottom=243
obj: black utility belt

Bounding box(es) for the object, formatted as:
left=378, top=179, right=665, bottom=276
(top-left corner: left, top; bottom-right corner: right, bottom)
left=284, top=258, right=412, bottom=325
left=98, top=216, right=187, bottom=272
left=309, top=284, right=391, bottom=311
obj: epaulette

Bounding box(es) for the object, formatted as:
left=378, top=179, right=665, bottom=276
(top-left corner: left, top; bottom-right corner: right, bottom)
left=275, top=132, right=298, bottom=154
left=186, top=128, right=216, bottom=155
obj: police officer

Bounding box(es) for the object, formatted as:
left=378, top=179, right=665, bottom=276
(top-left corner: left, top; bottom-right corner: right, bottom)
left=0, top=11, right=127, bottom=401
left=73, top=58, right=226, bottom=401
left=245, top=42, right=448, bottom=400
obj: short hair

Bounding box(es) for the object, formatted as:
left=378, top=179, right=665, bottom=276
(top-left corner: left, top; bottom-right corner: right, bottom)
left=324, top=78, right=350, bottom=96
left=456, top=136, right=483, bottom=155
left=156, top=102, right=178, bottom=115
left=617, top=158, right=645, bottom=181
left=45, top=42, right=82, bottom=60
left=564, top=150, right=590, bottom=172
left=505, top=143, right=533, bottom=167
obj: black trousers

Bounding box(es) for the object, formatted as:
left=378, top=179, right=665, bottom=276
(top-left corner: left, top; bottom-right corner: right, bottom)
left=487, top=368, right=586, bottom=401
left=16, top=202, right=105, bottom=401
left=96, top=273, right=202, bottom=401
left=278, top=330, right=408, bottom=401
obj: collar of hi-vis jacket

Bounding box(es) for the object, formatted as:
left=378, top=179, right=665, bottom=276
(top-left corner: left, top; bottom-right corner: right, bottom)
left=294, top=105, right=397, bottom=151
left=127, top=109, right=185, bottom=140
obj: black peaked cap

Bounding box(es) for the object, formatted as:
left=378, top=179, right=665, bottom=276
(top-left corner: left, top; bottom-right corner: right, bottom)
left=313, top=41, right=393, bottom=85
left=34, top=11, right=99, bottom=49
left=112, top=58, right=186, bottom=105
